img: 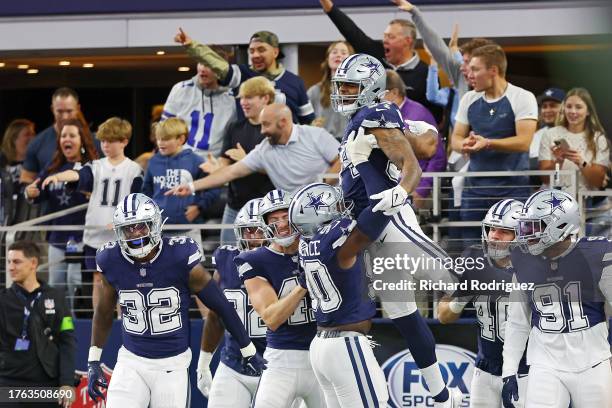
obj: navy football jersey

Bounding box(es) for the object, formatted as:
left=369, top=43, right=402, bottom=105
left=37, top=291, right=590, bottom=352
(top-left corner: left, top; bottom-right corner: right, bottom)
left=213, top=245, right=266, bottom=375
left=235, top=247, right=316, bottom=350
left=298, top=217, right=376, bottom=327
left=340, top=101, right=405, bottom=217
left=96, top=236, right=201, bottom=359
left=511, top=237, right=608, bottom=334
left=457, top=246, right=528, bottom=376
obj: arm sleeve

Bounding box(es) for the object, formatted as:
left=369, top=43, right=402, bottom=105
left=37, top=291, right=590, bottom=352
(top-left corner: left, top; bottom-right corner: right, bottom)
left=426, top=65, right=450, bottom=106
left=315, top=129, right=341, bottom=163
left=409, top=7, right=463, bottom=86
left=76, top=165, right=94, bottom=193
left=130, top=172, right=144, bottom=193
left=57, top=295, right=76, bottom=386
left=185, top=41, right=230, bottom=81
left=297, top=79, right=316, bottom=124
left=326, top=5, right=385, bottom=60
left=512, top=89, right=539, bottom=121
left=241, top=143, right=265, bottom=172
left=454, top=92, right=472, bottom=125
left=501, top=274, right=532, bottom=378
left=593, top=133, right=610, bottom=167
left=353, top=161, right=393, bottom=240
left=162, top=84, right=181, bottom=120
left=142, top=168, right=153, bottom=196
left=538, top=129, right=553, bottom=161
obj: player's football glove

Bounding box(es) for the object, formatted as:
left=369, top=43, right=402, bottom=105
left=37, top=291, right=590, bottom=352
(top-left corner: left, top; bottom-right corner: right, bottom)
left=345, top=126, right=377, bottom=166
left=87, top=361, right=108, bottom=402
left=240, top=342, right=267, bottom=376
left=370, top=184, right=408, bottom=216
left=502, top=375, right=519, bottom=408
left=196, top=351, right=214, bottom=398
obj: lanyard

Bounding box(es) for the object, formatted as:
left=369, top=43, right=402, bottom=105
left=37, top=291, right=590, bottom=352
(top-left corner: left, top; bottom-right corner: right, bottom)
left=14, top=290, right=42, bottom=340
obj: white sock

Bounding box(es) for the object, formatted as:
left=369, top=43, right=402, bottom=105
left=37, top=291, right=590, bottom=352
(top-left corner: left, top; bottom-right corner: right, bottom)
left=420, top=362, right=447, bottom=400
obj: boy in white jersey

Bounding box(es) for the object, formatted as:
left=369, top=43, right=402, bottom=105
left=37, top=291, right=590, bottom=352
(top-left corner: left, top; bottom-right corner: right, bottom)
left=42, top=117, right=143, bottom=310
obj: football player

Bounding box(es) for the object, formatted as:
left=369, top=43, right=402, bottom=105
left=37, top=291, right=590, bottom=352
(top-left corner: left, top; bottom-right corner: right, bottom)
left=437, top=199, right=529, bottom=407
left=235, top=189, right=325, bottom=408
left=86, top=193, right=266, bottom=407
left=289, top=177, right=393, bottom=407
left=502, top=189, right=612, bottom=407
left=332, top=53, right=462, bottom=406
left=196, top=198, right=268, bottom=407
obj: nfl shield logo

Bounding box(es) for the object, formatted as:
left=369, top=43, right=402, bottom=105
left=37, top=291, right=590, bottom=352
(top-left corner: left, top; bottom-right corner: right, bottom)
left=140, top=268, right=147, bottom=277
left=44, top=299, right=55, bottom=309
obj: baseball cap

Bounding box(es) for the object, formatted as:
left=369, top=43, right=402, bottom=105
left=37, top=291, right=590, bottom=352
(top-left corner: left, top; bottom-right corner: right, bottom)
left=537, top=87, right=565, bottom=104
left=249, top=31, right=285, bottom=59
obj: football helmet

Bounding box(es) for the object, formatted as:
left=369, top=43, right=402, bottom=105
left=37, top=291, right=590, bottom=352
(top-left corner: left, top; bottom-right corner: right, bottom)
left=259, top=189, right=298, bottom=247
left=331, top=53, right=386, bottom=116
left=517, top=189, right=580, bottom=255
left=234, top=198, right=267, bottom=251
left=481, top=199, right=523, bottom=260
left=113, top=193, right=165, bottom=258
left=289, top=183, right=351, bottom=239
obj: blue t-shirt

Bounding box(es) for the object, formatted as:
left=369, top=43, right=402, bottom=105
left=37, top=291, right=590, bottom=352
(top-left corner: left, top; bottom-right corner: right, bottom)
left=298, top=217, right=376, bottom=327
left=23, top=126, right=57, bottom=175
left=213, top=245, right=266, bottom=375
left=235, top=247, right=316, bottom=350
left=456, top=245, right=528, bottom=376
left=340, top=101, right=405, bottom=217
left=96, top=236, right=202, bottom=359
left=455, top=83, right=538, bottom=196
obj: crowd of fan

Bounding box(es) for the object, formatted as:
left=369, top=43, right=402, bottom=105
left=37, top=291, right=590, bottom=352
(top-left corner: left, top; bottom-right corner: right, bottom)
left=0, top=0, right=610, bottom=313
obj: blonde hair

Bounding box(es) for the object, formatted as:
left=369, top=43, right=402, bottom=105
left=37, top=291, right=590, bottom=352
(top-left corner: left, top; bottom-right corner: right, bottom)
left=97, top=117, right=132, bottom=142
left=156, top=117, right=188, bottom=141
left=1, top=119, right=34, bottom=162
left=238, top=76, right=276, bottom=101
left=319, top=41, right=354, bottom=108
left=471, top=44, right=507, bottom=77
left=558, top=87, right=607, bottom=158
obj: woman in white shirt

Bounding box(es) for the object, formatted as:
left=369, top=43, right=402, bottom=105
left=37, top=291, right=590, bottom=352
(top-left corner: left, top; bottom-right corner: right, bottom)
left=538, top=87, right=609, bottom=190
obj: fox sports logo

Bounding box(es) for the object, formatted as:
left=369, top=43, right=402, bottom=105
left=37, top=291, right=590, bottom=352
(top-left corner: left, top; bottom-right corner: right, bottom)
left=382, top=344, right=475, bottom=407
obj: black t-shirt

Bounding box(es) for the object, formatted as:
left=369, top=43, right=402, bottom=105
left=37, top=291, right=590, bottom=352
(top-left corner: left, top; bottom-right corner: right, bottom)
left=222, top=119, right=275, bottom=210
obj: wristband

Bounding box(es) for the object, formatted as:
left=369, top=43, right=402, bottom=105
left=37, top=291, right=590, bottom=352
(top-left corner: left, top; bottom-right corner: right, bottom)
left=240, top=342, right=256, bottom=358
left=198, top=351, right=213, bottom=368
left=485, top=138, right=491, bottom=150
left=188, top=181, right=195, bottom=195
left=448, top=299, right=468, bottom=314
left=88, top=346, right=103, bottom=362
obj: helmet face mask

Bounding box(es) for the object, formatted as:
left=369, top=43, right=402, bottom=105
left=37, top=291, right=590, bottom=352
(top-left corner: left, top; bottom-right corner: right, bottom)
left=234, top=198, right=268, bottom=251
left=113, top=193, right=164, bottom=259
left=481, top=199, right=523, bottom=261
left=331, top=53, right=386, bottom=116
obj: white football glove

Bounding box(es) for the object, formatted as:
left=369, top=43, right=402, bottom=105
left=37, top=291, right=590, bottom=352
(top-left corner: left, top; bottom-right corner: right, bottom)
left=196, top=351, right=213, bottom=398
left=346, top=126, right=378, bottom=166
left=370, top=184, right=408, bottom=215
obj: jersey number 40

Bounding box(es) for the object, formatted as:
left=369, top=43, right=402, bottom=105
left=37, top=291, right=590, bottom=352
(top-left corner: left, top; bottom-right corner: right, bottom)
left=119, top=288, right=182, bottom=335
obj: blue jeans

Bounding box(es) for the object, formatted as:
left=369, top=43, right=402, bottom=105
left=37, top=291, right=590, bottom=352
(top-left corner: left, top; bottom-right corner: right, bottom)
left=220, top=204, right=239, bottom=246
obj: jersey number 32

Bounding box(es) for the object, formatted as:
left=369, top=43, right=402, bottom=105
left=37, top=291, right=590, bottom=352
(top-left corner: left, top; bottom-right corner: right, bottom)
left=119, top=287, right=182, bottom=335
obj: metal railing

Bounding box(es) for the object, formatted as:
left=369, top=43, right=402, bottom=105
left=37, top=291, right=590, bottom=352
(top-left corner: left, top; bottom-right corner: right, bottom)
left=2, top=169, right=609, bottom=317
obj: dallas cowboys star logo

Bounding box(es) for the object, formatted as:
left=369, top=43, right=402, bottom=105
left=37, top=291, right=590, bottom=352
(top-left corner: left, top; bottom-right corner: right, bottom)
left=543, top=193, right=566, bottom=213
left=545, top=89, right=553, bottom=96
left=360, top=60, right=380, bottom=78
left=57, top=190, right=71, bottom=206
left=305, top=192, right=327, bottom=214
left=378, top=114, right=388, bottom=127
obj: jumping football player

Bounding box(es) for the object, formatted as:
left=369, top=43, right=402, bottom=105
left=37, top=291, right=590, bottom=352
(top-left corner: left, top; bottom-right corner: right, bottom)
left=332, top=52, right=462, bottom=406
left=87, top=193, right=266, bottom=407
